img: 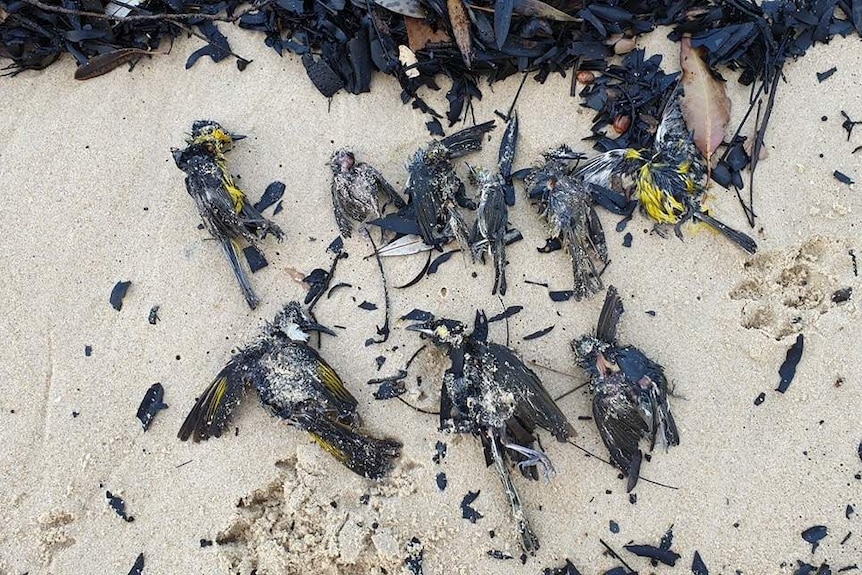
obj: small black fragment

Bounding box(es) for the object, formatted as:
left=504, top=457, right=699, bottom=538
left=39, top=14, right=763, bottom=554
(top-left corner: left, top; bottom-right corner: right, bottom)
left=543, top=558, right=583, bottom=574
left=846, top=504, right=855, bottom=519
left=858, top=440, right=862, bottom=462
left=368, top=372, right=407, bottom=399
left=303, top=268, right=330, bottom=304
left=148, top=305, right=160, bottom=325
left=128, top=553, right=144, bottom=575
left=236, top=58, right=250, bottom=72
left=327, top=236, right=345, bottom=255
left=840, top=532, right=852, bottom=545
left=602, top=568, right=629, bottom=575
left=200, top=538, right=213, bottom=547
left=428, top=251, right=457, bottom=275
left=816, top=67, right=837, bottom=82
left=645, top=310, right=656, bottom=317
left=273, top=201, right=284, bottom=215
left=487, top=306, right=523, bottom=322
left=754, top=392, right=766, bottom=406
left=432, top=441, right=447, bottom=464
left=85, top=345, right=92, bottom=357
left=623, top=544, right=680, bottom=566
left=802, top=525, right=828, bottom=553
left=523, top=325, right=554, bottom=340
left=797, top=561, right=818, bottom=575
left=659, top=525, right=674, bottom=550
left=426, top=119, right=445, bottom=137
left=401, top=309, right=434, bottom=322
left=629, top=493, right=637, bottom=504
left=243, top=245, right=269, bottom=273
left=832, top=287, right=853, bottom=303
left=253, top=181, right=286, bottom=212
left=301, top=53, right=343, bottom=98
left=777, top=334, right=805, bottom=393
left=436, top=472, right=447, bottom=491
left=106, top=491, right=135, bottom=522
left=404, top=536, right=424, bottom=575
left=841, top=111, right=862, bottom=141
left=359, top=301, right=379, bottom=311
left=110, top=280, right=132, bottom=311
left=327, top=282, right=352, bottom=298
left=692, top=550, right=709, bottom=575
left=375, top=356, right=386, bottom=370
left=851, top=250, right=858, bottom=276
left=524, top=280, right=549, bottom=287
left=622, top=233, right=633, bottom=248
left=488, top=549, right=513, bottom=560
left=72, top=411, right=80, bottom=418
left=837, top=563, right=856, bottom=572
left=609, top=520, right=620, bottom=533
left=136, top=383, right=168, bottom=431
left=359, top=494, right=370, bottom=505
left=834, top=171, right=855, bottom=185
left=549, top=291, right=574, bottom=302
left=461, top=490, right=483, bottom=523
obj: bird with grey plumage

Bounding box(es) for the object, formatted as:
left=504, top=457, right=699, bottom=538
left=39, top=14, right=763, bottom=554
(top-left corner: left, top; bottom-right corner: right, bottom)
left=571, top=286, right=679, bottom=492
left=172, top=120, right=284, bottom=309
left=405, top=121, right=495, bottom=252
left=329, top=149, right=406, bottom=238
left=470, top=167, right=509, bottom=295
left=576, top=85, right=757, bottom=254
left=408, top=311, right=575, bottom=554
left=525, top=147, right=609, bottom=301
left=178, top=301, right=401, bottom=479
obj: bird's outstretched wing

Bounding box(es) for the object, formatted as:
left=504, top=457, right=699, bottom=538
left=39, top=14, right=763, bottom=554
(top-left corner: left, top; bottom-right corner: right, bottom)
left=592, top=385, right=647, bottom=491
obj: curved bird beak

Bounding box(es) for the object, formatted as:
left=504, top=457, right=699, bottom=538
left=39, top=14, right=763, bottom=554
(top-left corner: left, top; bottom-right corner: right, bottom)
left=230, top=133, right=246, bottom=141
left=306, top=322, right=336, bottom=337
left=406, top=321, right=434, bottom=336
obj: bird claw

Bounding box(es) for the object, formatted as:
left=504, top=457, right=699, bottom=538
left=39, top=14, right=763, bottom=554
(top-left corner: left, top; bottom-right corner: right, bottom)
left=504, top=443, right=556, bottom=482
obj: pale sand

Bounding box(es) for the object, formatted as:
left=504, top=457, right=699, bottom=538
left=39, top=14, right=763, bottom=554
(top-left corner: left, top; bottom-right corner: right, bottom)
left=1, top=28, right=861, bottom=574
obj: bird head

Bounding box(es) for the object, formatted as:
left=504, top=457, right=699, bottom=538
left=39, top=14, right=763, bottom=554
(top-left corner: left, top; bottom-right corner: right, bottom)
left=270, top=302, right=336, bottom=342
left=329, top=149, right=356, bottom=174
left=188, top=120, right=245, bottom=152
left=571, top=335, right=608, bottom=370
left=407, top=318, right=467, bottom=347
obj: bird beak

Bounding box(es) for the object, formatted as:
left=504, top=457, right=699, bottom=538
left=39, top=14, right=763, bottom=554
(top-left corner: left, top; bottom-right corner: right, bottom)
left=406, top=322, right=435, bottom=337
left=230, top=133, right=247, bottom=141
left=305, top=322, right=336, bottom=337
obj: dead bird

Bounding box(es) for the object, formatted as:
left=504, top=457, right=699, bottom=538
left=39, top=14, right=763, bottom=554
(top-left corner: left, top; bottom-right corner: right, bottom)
left=525, top=147, right=609, bottom=301
left=408, top=311, right=575, bottom=554
left=330, top=149, right=406, bottom=238
left=577, top=85, right=757, bottom=254
left=571, top=286, right=679, bottom=492
left=178, top=301, right=401, bottom=479
left=470, top=167, right=509, bottom=295
left=405, top=121, right=496, bottom=251
left=172, top=120, right=284, bottom=309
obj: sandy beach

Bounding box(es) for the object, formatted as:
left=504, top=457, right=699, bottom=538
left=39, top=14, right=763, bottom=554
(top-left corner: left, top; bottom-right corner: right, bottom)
left=1, top=25, right=861, bottom=574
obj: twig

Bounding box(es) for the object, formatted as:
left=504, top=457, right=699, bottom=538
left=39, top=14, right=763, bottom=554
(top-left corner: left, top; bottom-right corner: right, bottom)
left=21, top=0, right=265, bottom=23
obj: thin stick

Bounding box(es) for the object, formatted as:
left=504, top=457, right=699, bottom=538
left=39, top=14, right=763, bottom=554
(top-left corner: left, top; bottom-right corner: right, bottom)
left=21, top=0, right=264, bottom=23
left=599, top=539, right=639, bottom=574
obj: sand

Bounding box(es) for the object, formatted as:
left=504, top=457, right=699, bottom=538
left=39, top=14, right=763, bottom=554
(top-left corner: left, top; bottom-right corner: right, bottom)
left=1, top=25, right=861, bottom=575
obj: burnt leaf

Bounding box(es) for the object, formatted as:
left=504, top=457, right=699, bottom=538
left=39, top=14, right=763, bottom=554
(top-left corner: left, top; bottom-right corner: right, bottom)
left=832, top=287, right=853, bottom=303
left=494, top=0, right=514, bottom=49
left=428, top=250, right=457, bottom=274
left=487, top=305, right=523, bottom=322
left=303, top=268, right=331, bottom=304
left=817, top=67, right=837, bottom=82
left=834, top=170, right=854, bottom=185
left=302, top=53, right=344, bottom=98
left=802, top=525, right=828, bottom=553
left=243, top=245, right=269, bottom=273
left=128, top=553, right=144, bottom=575
left=106, top=491, right=135, bottom=523
left=436, top=471, right=447, bottom=490
left=523, top=325, right=554, bottom=340
left=253, top=181, right=286, bottom=212
left=692, top=551, right=709, bottom=574
left=136, top=382, right=168, bottom=431
left=359, top=301, right=379, bottom=311
left=110, top=280, right=132, bottom=311
left=368, top=370, right=408, bottom=399
left=148, top=305, right=160, bottom=325
left=623, top=544, right=680, bottom=566
left=401, top=309, right=434, bottom=321
left=543, top=558, right=584, bottom=574
left=776, top=334, right=804, bottom=393
left=461, top=490, right=483, bottom=522
left=549, top=291, right=574, bottom=302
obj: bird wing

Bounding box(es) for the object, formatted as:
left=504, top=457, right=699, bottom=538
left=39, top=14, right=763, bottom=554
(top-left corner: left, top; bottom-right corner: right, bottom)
left=592, top=383, right=648, bottom=477
left=297, top=343, right=359, bottom=415
left=330, top=177, right=354, bottom=237
left=360, top=162, right=406, bottom=209
left=615, top=346, right=680, bottom=451
left=485, top=342, right=575, bottom=441
left=596, top=285, right=624, bottom=343
left=177, top=347, right=260, bottom=442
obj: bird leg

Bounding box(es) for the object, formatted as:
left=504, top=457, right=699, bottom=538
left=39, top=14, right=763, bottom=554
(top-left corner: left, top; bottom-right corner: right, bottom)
left=488, top=430, right=540, bottom=554
left=503, top=442, right=556, bottom=482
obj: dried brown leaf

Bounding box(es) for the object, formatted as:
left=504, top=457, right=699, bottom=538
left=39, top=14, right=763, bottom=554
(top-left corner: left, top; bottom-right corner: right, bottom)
left=285, top=267, right=307, bottom=283
left=679, top=35, right=731, bottom=161
left=447, top=0, right=472, bottom=67
left=405, top=16, right=451, bottom=52
left=74, top=48, right=156, bottom=80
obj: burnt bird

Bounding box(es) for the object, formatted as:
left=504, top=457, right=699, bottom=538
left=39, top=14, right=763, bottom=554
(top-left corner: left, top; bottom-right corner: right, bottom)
left=577, top=85, right=757, bottom=254
left=405, top=121, right=495, bottom=251
left=525, top=146, right=609, bottom=301
left=408, top=311, right=575, bottom=554
left=178, top=302, right=401, bottom=479
left=172, top=120, right=284, bottom=309
left=329, top=149, right=405, bottom=238
left=470, top=167, right=509, bottom=295
left=571, top=286, right=679, bottom=492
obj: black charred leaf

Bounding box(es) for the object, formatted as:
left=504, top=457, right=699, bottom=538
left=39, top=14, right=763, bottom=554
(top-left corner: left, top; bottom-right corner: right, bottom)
left=359, top=301, right=379, bottom=311
left=436, top=471, right=447, bottom=491
left=523, top=325, right=554, bottom=340
left=802, top=525, right=828, bottom=553
left=375, top=355, right=386, bottom=370
left=609, top=520, right=620, bottom=533
left=237, top=58, right=251, bottom=71
left=106, top=491, right=135, bottom=522
left=110, top=281, right=132, bottom=311
left=487, top=306, right=523, bottom=322
left=543, top=559, right=584, bottom=575
left=461, top=490, right=483, bottom=522
left=302, top=53, right=343, bottom=98
left=273, top=201, right=284, bottom=215
left=776, top=334, right=804, bottom=393
left=136, top=382, right=168, bottom=431
left=494, top=0, right=515, bottom=49
left=347, top=28, right=372, bottom=94
left=538, top=237, right=563, bottom=253
left=426, top=118, right=445, bottom=136
left=243, top=245, right=269, bottom=273
left=303, top=268, right=330, bottom=304
left=846, top=504, right=855, bottom=518
left=832, top=287, right=853, bottom=303
left=488, top=549, right=513, bottom=560
left=200, top=538, right=214, bottom=547
left=602, top=569, right=629, bottom=575
left=817, top=67, right=837, bottom=82
left=549, top=291, right=574, bottom=302
left=660, top=525, right=674, bottom=550
left=754, top=392, right=766, bottom=406
left=428, top=250, right=457, bottom=274
left=327, top=282, right=352, bottom=298
left=367, top=370, right=407, bottom=399
left=834, top=170, right=855, bottom=185
left=368, top=214, right=422, bottom=236
left=401, top=309, right=434, bottom=321
left=404, top=536, right=424, bottom=575
left=327, top=236, right=345, bottom=255
left=623, top=544, right=680, bottom=566
left=433, top=440, right=447, bottom=463
left=692, top=551, right=709, bottom=575
left=623, top=233, right=633, bottom=247
left=85, top=345, right=93, bottom=357
left=185, top=22, right=232, bottom=69
left=128, top=553, right=144, bottom=575
left=148, top=305, right=160, bottom=325
left=254, top=181, right=286, bottom=212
